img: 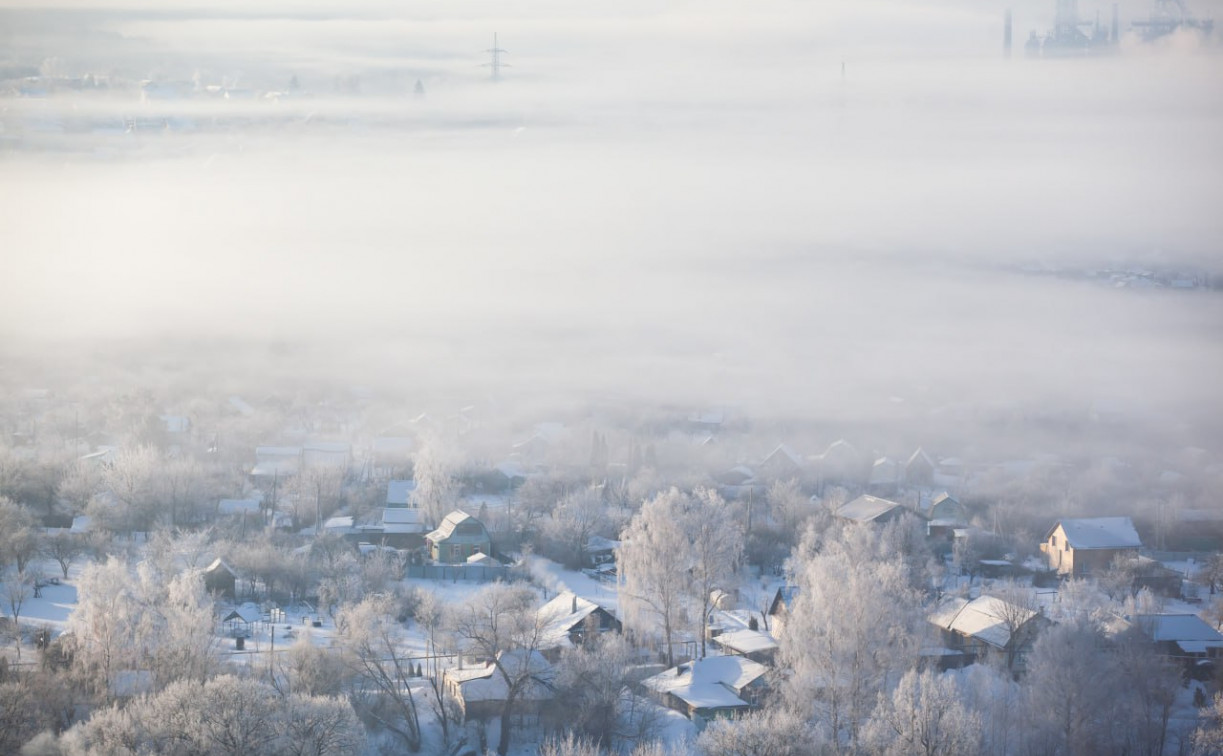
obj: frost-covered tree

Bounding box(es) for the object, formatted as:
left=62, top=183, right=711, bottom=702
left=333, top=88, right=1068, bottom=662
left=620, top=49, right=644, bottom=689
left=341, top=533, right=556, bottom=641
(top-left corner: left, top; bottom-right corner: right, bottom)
left=860, top=669, right=982, bottom=756
left=619, top=487, right=743, bottom=664
left=619, top=489, right=691, bottom=666
left=65, top=557, right=217, bottom=697
left=542, top=487, right=608, bottom=569
left=687, top=488, right=744, bottom=658
left=449, top=582, right=549, bottom=756
left=0, top=497, right=40, bottom=572
left=696, top=706, right=830, bottom=756
left=779, top=524, right=921, bottom=745
left=42, top=531, right=87, bottom=580
left=60, top=675, right=361, bottom=756
left=412, top=436, right=459, bottom=528
left=336, top=595, right=423, bottom=751
left=1021, top=622, right=1114, bottom=756
left=551, top=632, right=661, bottom=750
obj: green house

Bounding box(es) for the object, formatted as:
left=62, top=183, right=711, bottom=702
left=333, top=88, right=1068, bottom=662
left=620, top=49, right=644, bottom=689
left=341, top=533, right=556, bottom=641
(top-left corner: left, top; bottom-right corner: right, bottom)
left=425, top=511, right=492, bottom=563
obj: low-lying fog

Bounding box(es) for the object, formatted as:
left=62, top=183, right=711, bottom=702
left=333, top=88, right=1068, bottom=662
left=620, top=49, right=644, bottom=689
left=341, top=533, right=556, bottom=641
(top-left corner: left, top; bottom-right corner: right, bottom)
left=2, top=0, right=1221, bottom=440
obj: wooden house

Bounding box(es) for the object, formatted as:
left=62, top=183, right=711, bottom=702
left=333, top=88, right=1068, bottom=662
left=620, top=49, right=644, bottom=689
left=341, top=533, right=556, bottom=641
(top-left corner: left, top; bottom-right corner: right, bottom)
left=426, top=511, right=492, bottom=564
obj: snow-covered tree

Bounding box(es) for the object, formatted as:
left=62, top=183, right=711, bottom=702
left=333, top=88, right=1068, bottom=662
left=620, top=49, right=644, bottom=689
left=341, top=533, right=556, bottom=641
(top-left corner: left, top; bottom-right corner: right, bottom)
left=619, top=487, right=743, bottom=664
left=860, top=669, right=982, bottom=756
left=65, top=557, right=218, bottom=697
left=697, top=706, right=830, bottom=756
left=778, top=524, right=921, bottom=745
left=335, top=594, right=423, bottom=752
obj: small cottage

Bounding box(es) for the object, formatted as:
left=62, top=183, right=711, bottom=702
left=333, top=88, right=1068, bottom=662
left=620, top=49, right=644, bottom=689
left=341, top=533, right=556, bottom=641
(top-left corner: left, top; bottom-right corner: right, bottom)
left=426, top=511, right=492, bottom=564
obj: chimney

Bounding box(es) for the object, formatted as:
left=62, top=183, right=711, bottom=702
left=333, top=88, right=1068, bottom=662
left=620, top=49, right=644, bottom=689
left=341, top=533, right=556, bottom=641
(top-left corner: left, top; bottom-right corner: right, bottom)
left=571, top=594, right=577, bottom=613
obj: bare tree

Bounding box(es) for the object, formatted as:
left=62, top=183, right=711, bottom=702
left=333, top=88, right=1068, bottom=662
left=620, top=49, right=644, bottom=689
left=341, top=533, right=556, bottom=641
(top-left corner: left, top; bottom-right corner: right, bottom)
left=989, top=581, right=1041, bottom=673
left=0, top=497, right=40, bottom=572
left=3, top=569, right=33, bottom=660
left=336, top=594, right=423, bottom=752
left=41, top=531, right=87, bottom=580
left=449, top=582, right=550, bottom=756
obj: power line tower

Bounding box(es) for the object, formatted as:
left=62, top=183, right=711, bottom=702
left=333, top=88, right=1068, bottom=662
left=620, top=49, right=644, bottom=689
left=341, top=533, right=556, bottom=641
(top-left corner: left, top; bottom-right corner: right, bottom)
left=483, top=33, right=509, bottom=82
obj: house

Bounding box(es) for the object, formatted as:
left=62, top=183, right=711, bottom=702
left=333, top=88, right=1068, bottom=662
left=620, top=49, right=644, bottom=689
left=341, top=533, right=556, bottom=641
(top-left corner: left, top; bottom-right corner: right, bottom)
left=1129, top=613, right=1223, bottom=664
left=767, top=586, right=799, bottom=638
left=537, top=591, right=622, bottom=659
left=204, top=558, right=238, bottom=598
left=386, top=479, right=417, bottom=507
left=816, top=439, right=864, bottom=483
left=444, top=649, right=555, bottom=722
left=711, top=628, right=778, bottom=665
left=1040, top=517, right=1142, bottom=577
left=869, top=457, right=899, bottom=493
left=584, top=536, right=619, bottom=569
left=758, top=444, right=805, bottom=481
left=302, top=441, right=351, bottom=471
left=641, top=655, right=768, bottom=727
left=426, top=511, right=492, bottom=563
left=923, top=492, right=969, bottom=539
left=251, top=446, right=301, bottom=478
left=835, top=495, right=906, bottom=525
left=905, top=447, right=935, bottom=486
left=929, top=594, right=1047, bottom=672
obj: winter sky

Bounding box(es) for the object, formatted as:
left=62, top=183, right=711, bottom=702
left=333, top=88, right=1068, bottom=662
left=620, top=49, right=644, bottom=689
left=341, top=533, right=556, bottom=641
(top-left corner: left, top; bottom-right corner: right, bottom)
left=1, top=0, right=1221, bottom=429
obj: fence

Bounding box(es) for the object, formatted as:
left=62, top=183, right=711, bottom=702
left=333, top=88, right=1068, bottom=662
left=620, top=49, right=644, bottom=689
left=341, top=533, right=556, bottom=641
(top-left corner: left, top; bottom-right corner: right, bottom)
left=404, top=564, right=508, bottom=582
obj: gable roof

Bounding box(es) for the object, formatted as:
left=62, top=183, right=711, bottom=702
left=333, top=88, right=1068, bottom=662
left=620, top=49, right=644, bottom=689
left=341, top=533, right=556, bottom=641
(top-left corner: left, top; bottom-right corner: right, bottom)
left=427, top=510, right=487, bottom=544
left=837, top=495, right=904, bottom=523
left=1049, top=517, right=1142, bottom=550
left=762, top=443, right=804, bottom=469
left=386, top=479, right=418, bottom=506
left=446, top=650, right=554, bottom=703
left=537, top=592, right=609, bottom=649
left=929, top=594, right=1039, bottom=650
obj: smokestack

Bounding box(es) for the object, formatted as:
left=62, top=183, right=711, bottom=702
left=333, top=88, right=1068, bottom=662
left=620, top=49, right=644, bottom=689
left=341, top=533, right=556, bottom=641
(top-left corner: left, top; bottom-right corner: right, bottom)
left=1004, top=9, right=1013, bottom=57
left=1112, top=3, right=1120, bottom=44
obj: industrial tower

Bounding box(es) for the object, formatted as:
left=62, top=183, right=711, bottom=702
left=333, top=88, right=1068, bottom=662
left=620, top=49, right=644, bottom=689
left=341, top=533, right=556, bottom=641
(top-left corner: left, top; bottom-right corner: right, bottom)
left=483, top=34, right=509, bottom=82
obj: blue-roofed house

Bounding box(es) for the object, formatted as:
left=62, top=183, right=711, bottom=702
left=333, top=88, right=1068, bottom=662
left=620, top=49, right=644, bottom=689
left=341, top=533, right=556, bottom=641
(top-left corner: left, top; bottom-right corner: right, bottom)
left=1040, top=517, right=1142, bottom=577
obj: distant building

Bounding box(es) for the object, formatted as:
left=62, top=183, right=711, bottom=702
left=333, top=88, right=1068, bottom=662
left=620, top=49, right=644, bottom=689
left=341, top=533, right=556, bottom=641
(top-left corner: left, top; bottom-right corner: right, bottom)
left=1041, top=517, right=1142, bottom=577
left=203, top=558, right=237, bottom=598
left=835, top=495, right=906, bottom=525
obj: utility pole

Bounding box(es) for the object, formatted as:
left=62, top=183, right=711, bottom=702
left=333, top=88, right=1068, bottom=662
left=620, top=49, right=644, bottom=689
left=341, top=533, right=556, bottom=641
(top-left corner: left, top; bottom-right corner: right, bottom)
left=483, top=33, right=509, bottom=81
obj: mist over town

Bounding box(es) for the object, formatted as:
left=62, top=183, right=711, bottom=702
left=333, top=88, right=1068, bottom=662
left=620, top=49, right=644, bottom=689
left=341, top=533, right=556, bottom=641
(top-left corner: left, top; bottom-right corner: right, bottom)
left=1, top=1, right=1222, bottom=754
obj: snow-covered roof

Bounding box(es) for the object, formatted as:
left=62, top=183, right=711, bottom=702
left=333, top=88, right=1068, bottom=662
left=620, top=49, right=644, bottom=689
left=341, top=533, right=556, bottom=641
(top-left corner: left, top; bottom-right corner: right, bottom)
left=446, top=650, right=554, bottom=703
left=762, top=443, right=804, bottom=469
left=205, top=557, right=236, bottom=576
left=1131, top=614, right=1223, bottom=650
left=538, top=592, right=606, bottom=649
left=1050, top=517, right=1142, bottom=550
left=386, top=479, right=417, bottom=506
left=837, top=495, right=903, bottom=523
left=907, top=447, right=934, bottom=468
left=322, top=516, right=354, bottom=531
left=426, top=510, right=486, bottom=544
left=218, top=498, right=260, bottom=515
left=381, top=507, right=424, bottom=529
left=929, top=595, right=1039, bottom=650
left=714, top=629, right=778, bottom=656
left=642, top=656, right=766, bottom=711
left=586, top=536, right=620, bottom=552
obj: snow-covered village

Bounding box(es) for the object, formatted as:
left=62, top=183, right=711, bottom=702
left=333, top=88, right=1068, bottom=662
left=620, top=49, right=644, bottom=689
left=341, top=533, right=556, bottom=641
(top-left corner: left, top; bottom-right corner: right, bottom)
left=3, top=1, right=1223, bottom=755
